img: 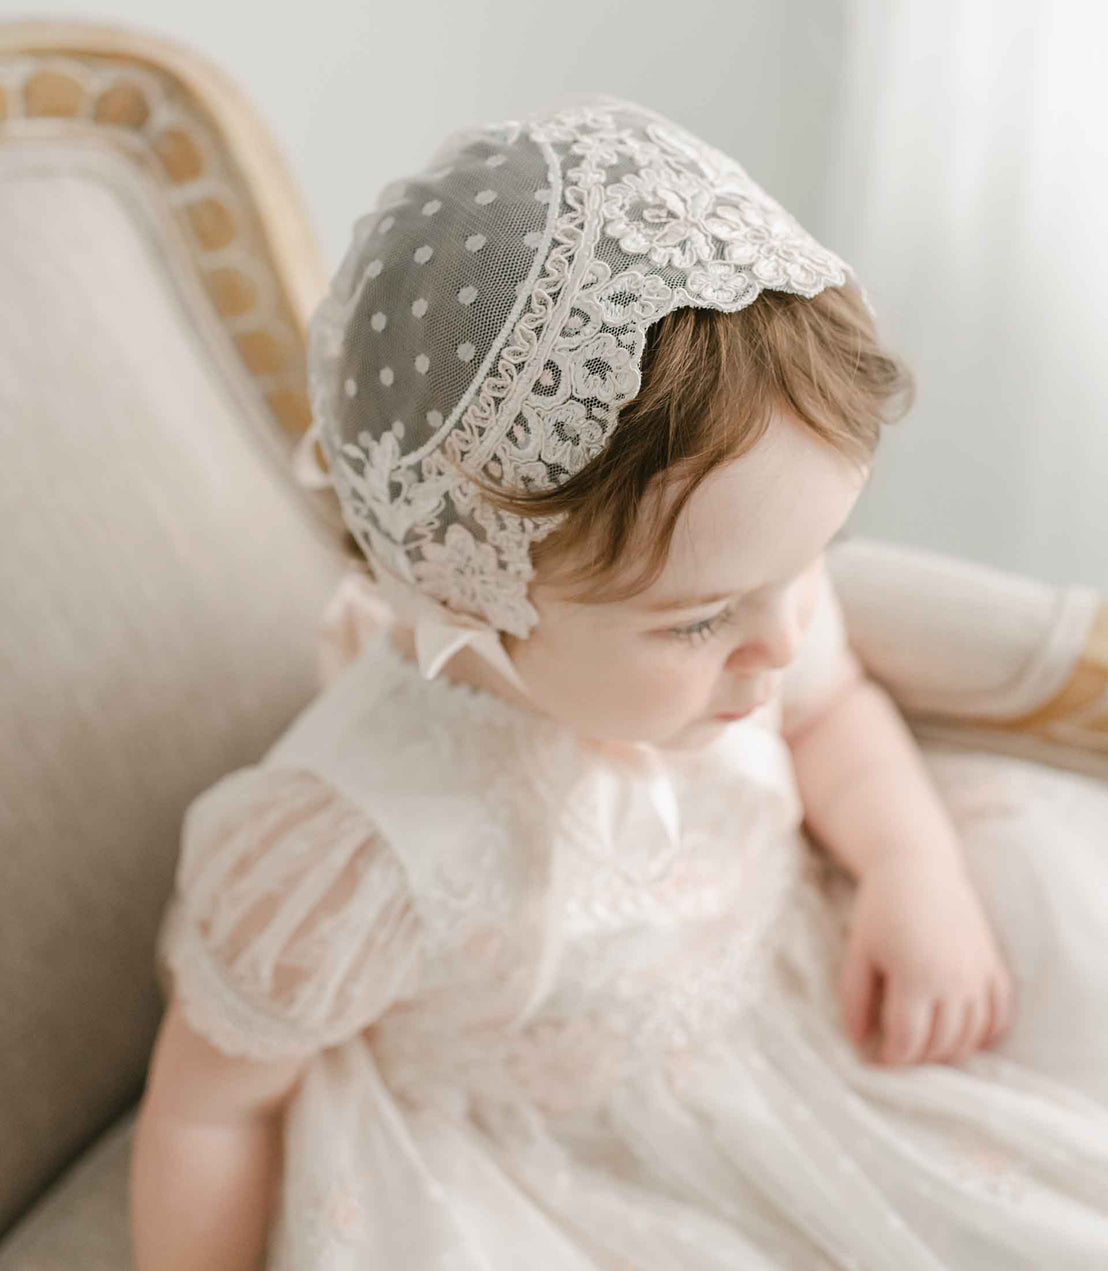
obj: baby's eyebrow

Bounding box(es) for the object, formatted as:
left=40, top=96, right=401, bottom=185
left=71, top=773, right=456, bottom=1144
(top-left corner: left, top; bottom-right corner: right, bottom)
left=642, top=589, right=742, bottom=614
left=643, top=543, right=834, bottom=614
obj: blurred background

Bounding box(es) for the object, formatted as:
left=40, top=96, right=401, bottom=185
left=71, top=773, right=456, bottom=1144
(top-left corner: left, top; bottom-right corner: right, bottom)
left=7, top=0, right=1106, bottom=588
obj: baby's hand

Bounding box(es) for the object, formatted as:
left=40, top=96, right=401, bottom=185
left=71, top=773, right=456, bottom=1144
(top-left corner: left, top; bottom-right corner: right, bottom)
left=838, top=851, right=1014, bottom=1066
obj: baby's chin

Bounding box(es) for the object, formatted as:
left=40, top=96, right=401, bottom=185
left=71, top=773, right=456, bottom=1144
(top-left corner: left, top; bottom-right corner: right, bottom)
left=676, top=721, right=735, bottom=748
left=565, top=705, right=763, bottom=753
left=571, top=715, right=724, bottom=754
left=656, top=704, right=778, bottom=751
left=646, top=715, right=736, bottom=753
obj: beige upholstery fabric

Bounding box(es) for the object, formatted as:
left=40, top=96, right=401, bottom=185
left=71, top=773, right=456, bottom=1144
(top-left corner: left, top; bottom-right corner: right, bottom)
left=0, top=1112, right=135, bottom=1270
left=828, top=536, right=1100, bottom=719
left=828, top=537, right=1108, bottom=782
left=0, top=144, right=346, bottom=1228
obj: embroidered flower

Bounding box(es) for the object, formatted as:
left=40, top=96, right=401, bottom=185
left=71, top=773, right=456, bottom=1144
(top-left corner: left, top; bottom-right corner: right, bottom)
left=362, top=522, right=415, bottom=584
left=556, top=296, right=604, bottom=350
left=710, top=200, right=844, bottom=293
left=685, top=261, right=758, bottom=306
left=506, top=458, right=558, bottom=492
left=326, top=1183, right=366, bottom=1240
left=336, top=431, right=448, bottom=546
left=536, top=401, right=605, bottom=472
left=568, top=333, right=639, bottom=403
left=602, top=168, right=717, bottom=269
left=526, top=355, right=573, bottom=409
left=498, top=409, right=539, bottom=469
left=415, top=523, right=506, bottom=619
left=298, top=1174, right=371, bottom=1260
left=593, top=269, right=674, bottom=325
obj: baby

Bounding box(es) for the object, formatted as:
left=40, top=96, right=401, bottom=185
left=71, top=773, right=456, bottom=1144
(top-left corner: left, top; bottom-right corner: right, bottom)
left=132, top=97, right=1108, bottom=1271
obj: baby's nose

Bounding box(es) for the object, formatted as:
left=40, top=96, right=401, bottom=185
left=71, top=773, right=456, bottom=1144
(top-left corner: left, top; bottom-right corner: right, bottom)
left=726, top=594, right=804, bottom=672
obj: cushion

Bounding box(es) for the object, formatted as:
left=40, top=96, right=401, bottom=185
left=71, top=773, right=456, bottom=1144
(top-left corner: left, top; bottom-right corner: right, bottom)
left=0, top=1111, right=135, bottom=1270
left=0, top=139, right=346, bottom=1227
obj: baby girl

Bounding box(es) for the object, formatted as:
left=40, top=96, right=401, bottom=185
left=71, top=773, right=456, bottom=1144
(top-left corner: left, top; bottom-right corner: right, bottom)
left=131, top=97, right=1108, bottom=1270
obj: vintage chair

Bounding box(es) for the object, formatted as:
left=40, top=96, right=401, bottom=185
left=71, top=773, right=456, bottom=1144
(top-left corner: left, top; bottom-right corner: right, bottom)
left=1, top=20, right=1105, bottom=1269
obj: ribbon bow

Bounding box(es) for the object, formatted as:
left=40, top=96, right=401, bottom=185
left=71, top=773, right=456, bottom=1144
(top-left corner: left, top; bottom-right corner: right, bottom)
left=294, top=425, right=527, bottom=688
left=316, top=565, right=529, bottom=695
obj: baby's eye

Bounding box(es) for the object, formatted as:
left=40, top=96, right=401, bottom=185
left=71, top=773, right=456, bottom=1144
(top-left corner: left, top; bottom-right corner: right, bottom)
left=668, top=604, right=737, bottom=645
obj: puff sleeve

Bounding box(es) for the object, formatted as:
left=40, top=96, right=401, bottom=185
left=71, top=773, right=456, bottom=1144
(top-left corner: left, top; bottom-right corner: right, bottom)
left=157, top=765, right=425, bottom=1063
left=779, top=555, right=865, bottom=743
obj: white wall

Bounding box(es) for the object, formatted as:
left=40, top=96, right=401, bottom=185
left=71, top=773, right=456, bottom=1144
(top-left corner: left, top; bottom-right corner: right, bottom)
left=821, top=0, right=1108, bottom=592
left=9, top=1, right=846, bottom=274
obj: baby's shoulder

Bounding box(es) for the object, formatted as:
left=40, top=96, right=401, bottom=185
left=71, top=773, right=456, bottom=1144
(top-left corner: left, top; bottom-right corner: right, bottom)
left=241, top=640, right=579, bottom=931
left=265, top=635, right=570, bottom=816
left=173, top=763, right=382, bottom=911
left=162, top=760, right=421, bottom=1062
left=270, top=634, right=520, bottom=760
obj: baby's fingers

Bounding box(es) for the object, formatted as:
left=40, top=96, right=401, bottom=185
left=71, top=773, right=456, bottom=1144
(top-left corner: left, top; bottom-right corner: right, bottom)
left=922, top=997, right=969, bottom=1063
left=981, top=975, right=1015, bottom=1050
left=839, top=948, right=880, bottom=1046
left=944, top=1000, right=983, bottom=1064
left=878, top=991, right=934, bottom=1066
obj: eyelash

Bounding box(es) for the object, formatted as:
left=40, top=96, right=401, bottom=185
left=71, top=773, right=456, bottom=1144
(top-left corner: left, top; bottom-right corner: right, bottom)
left=669, top=604, right=739, bottom=645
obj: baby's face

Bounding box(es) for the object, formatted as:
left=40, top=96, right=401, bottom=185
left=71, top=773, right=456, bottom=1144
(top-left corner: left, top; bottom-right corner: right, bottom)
left=505, top=408, right=869, bottom=750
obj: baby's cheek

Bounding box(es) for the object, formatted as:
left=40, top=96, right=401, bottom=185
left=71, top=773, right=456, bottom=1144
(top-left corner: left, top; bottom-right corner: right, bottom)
left=582, top=647, right=669, bottom=711
left=518, top=619, right=716, bottom=740
left=553, top=642, right=699, bottom=735
left=796, top=561, right=823, bottom=629
left=620, top=645, right=714, bottom=719
left=801, top=573, right=820, bottom=626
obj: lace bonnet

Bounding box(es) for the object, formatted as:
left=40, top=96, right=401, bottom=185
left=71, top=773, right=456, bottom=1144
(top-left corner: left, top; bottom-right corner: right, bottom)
left=294, top=95, right=855, bottom=683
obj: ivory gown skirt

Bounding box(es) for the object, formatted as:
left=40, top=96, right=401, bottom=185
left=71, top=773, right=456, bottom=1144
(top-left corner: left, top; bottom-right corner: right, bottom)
left=265, top=745, right=1108, bottom=1271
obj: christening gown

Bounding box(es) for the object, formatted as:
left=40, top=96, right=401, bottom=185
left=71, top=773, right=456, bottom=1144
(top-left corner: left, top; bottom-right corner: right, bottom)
left=156, top=561, right=1108, bottom=1270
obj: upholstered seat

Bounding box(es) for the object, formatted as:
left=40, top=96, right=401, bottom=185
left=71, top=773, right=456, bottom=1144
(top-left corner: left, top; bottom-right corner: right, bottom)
left=1, top=19, right=1104, bottom=1269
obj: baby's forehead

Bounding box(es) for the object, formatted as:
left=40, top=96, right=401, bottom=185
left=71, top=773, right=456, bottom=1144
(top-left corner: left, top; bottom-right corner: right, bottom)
left=625, top=418, right=867, bottom=606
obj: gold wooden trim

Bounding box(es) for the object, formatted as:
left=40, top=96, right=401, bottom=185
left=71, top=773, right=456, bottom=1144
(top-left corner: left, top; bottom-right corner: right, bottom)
left=24, top=68, right=84, bottom=117
left=0, top=18, right=359, bottom=558
left=1, top=19, right=326, bottom=333
left=921, top=601, right=1108, bottom=757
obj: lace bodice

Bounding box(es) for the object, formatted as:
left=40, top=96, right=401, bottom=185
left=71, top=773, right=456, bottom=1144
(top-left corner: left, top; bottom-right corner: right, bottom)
left=159, top=558, right=854, bottom=1115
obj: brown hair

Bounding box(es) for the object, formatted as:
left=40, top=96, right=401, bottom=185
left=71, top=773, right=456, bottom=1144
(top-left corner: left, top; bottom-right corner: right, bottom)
left=481, top=277, right=914, bottom=603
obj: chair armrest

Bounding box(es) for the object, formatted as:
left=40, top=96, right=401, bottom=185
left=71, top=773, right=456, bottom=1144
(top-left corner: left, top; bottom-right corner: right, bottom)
left=827, top=536, right=1108, bottom=781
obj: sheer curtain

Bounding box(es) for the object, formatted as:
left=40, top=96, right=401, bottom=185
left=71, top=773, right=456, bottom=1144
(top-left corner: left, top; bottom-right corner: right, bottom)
left=822, top=0, right=1108, bottom=589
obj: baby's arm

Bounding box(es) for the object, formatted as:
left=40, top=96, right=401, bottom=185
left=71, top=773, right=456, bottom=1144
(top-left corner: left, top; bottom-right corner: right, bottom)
left=138, top=764, right=425, bottom=1263
left=783, top=651, right=966, bottom=880
left=784, top=654, right=1013, bottom=1065
left=131, top=994, right=310, bottom=1271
